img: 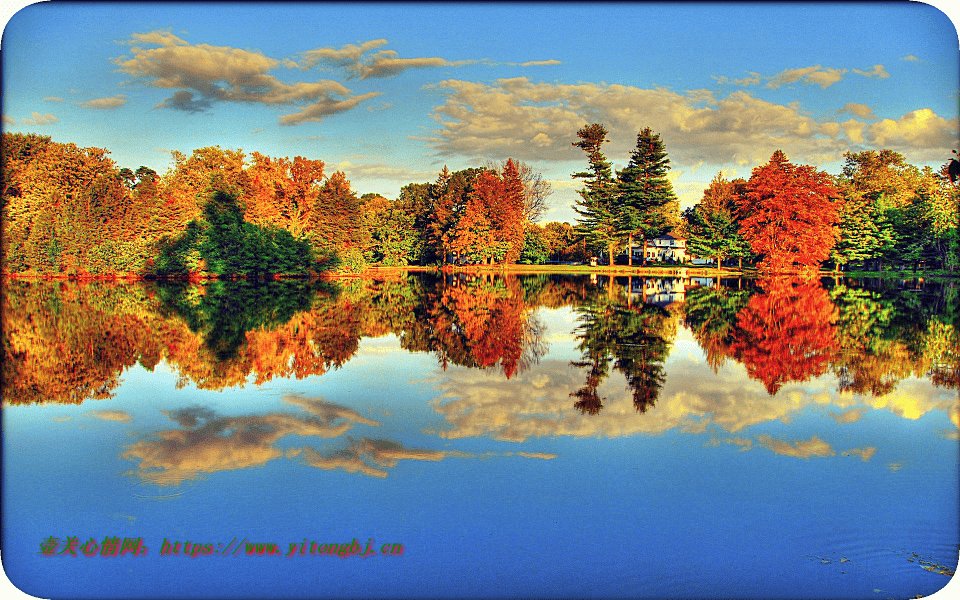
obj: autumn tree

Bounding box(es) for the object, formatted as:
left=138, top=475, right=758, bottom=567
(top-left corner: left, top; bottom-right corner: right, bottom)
left=245, top=153, right=323, bottom=237
left=616, top=128, right=679, bottom=265
left=736, top=150, right=842, bottom=275
left=729, top=277, right=839, bottom=395
left=683, top=174, right=751, bottom=269
left=543, top=221, right=587, bottom=263
left=486, top=158, right=553, bottom=222
left=572, top=124, right=619, bottom=265
left=426, top=167, right=482, bottom=264
left=831, top=150, right=915, bottom=271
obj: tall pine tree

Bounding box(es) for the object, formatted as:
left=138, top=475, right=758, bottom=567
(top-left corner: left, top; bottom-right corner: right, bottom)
left=572, top=124, right=618, bottom=265
left=616, top=128, right=678, bottom=266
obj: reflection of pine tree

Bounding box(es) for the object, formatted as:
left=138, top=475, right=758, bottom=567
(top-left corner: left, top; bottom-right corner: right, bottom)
left=569, top=281, right=676, bottom=414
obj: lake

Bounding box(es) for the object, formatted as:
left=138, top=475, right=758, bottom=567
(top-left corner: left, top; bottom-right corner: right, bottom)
left=2, top=273, right=957, bottom=599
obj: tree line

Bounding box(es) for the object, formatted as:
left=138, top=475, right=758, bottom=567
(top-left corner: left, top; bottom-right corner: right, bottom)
left=1, top=133, right=566, bottom=277
left=2, top=130, right=958, bottom=277
left=571, top=123, right=959, bottom=275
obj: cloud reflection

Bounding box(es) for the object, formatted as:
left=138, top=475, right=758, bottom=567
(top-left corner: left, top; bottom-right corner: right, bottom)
left=122, top=394, right=554, bottom=485
left=89, top=410, right=133, bottom=423
left=122, top=395, right=380, bottom=486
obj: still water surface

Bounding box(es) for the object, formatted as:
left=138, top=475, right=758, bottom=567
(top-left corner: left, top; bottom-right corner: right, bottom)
left=2, top=273, right=958, bottom=598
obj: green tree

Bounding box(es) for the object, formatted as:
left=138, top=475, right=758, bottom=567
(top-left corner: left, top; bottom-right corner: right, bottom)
left=572, top=124, right=618, bottom=265
left=616, top=128, right=679, bottom=265
left=683, top=174, right=750, bottom=268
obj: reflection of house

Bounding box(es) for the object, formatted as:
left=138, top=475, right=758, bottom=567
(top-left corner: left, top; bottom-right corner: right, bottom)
left=628, top=277, right=690, bottom=306
left=626, top=233, right=687, bottom=262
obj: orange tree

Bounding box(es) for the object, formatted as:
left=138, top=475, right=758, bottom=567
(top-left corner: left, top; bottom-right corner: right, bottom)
left=736, top=151, right=842, bottom=274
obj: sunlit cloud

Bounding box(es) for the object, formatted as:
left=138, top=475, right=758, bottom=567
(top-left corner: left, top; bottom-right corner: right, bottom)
left=903, top=54, right=920, bottom=62
left=830, top=408, right=866, bottom=424
left=766, top=65, right=847, bottom=89
left=2, top=115, right=16, bottom=126
left=839, top=102, right=876, bottom=120
left=853, top=64, right=890, bottom=79
left=712, top=72, right=763, bottom=86
left=122, top=396, right=380, bottom=486
left=331, top=160, right=437, bottom=182
left=115, top=30, right=380, bottom=124
left=89, top=409, right=133, bottom=423
left=21, top=112, right=58, bottom=125
left=841, top=446, right=877, bottom=461
left=295, top=39, right=389, bottom=71
left=520, top=59, right=562, bottom=67
left=277, top=91, right=382, bottom=125
left=43, top=96, right=65, bottom=102
left=75, top=94, right=128, bottom=110
left=887, top=461, right=905, bottom=472
left=507, top=451, right=558, bottom=459
left=426, top=76, right=955, bottom=171
left=867, top=108, right=956, bottom=153
left=295, top=39, right=477, bottom=79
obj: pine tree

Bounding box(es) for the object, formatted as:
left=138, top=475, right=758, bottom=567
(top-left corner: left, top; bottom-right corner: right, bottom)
left=616, top=128, right=678, bottom=265
left=572, top=124, right=618, bottom=265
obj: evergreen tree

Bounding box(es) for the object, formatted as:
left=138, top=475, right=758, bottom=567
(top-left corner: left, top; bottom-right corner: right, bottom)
left=616, top=127, right=679, bottom=265
left=572, top=124, right=618, bottom=265
left=683, top=174, right=751, bottom=269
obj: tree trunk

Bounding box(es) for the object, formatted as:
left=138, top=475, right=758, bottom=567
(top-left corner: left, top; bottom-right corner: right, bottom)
left=628, top=233, right=633, bottom=267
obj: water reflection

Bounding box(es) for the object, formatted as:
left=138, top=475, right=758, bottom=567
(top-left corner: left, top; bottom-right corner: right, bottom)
left=3, top=273, right=957, bottom=599
left=3, top=274, right=957, bottom=410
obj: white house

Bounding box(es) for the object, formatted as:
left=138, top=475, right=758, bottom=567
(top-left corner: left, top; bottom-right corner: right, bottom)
left=626, top=233, right=687, bottom=262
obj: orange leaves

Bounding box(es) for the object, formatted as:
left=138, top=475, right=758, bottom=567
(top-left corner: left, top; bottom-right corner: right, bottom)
left=729, top=277, right=839, bottom=395
left=736, top=151, right=842, bottom=274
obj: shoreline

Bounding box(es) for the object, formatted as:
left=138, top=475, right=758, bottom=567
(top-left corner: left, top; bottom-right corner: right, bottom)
left=3, top=265, right=957, bottom=281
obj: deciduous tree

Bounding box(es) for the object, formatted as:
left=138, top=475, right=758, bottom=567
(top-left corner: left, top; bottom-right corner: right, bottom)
left=736, top=151, right=841, bottom=275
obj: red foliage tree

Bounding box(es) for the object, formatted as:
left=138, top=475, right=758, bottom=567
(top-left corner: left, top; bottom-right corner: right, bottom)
left=736, top=151, right=842, bottom=274
left=729, top=277, right=840, bottom=394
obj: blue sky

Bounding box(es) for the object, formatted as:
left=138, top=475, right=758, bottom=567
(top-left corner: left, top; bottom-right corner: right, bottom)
left=2, top=2, right=958, bottom=223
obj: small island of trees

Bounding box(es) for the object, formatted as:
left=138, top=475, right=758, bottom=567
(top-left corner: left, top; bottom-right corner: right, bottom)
left=1, top=128, right=957, bottom=279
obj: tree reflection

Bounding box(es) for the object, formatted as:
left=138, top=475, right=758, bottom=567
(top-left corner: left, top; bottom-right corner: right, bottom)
left=684, top=281, right=753, bottom=372
left=3, top=273, right=955, bottom=407
left=569, top=277, right=677, bottom=414
left=397, top=273, right=548, bottom=378
left=728, top=277, right=839, bottom=395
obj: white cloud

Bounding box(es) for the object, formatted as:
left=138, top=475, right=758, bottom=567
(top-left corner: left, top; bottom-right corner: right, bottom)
left=767, top=65, right=847, bottom=89
left=902, top=54, right=920, bottom=62
left=426, top=76, right=956, bottom=170
left=839, top=102, right=876, bottom=119
left=867, top=108, right=956, bottom=150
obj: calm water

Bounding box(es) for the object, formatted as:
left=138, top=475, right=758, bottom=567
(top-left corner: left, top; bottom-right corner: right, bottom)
left=2, top=273, right=958, bottom=599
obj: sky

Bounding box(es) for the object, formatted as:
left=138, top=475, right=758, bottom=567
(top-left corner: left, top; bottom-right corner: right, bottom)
left=1, top=1, right=958, bottom=224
